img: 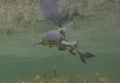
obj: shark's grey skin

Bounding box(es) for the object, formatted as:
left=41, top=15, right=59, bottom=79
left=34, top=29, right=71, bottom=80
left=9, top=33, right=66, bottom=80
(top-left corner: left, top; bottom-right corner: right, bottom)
left=41, top=31, right=63, bottom=42
left=39, top=30, right=69, bottom=49
left=34, top=29, right=76, bottom=52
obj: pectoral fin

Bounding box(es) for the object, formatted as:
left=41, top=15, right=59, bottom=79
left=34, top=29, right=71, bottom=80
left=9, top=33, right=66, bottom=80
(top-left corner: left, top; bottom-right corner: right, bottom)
left=33, top=40, right=47, bottom=47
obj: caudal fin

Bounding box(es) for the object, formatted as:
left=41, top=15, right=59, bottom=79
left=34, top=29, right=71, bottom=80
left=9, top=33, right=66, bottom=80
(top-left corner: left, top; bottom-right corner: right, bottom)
left=77, top=49, right=95, bottom=63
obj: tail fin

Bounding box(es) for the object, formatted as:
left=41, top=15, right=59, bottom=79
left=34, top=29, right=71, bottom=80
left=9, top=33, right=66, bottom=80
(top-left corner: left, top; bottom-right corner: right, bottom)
left=77, top=49, right=95, bottom=63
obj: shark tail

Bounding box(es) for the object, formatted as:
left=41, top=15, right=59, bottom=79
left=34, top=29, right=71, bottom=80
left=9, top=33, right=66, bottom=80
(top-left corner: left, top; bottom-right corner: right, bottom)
left=77, top=49, right=95, bottom=63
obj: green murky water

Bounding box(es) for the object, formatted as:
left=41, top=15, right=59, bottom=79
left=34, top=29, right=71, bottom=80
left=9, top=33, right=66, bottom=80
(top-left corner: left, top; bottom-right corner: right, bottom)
left=0, top=13, right=120, bottom=81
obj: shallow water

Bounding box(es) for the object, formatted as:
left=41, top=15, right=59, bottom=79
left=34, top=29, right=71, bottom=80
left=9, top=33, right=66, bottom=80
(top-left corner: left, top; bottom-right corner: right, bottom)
left=0, top=13, right=120, bottom=81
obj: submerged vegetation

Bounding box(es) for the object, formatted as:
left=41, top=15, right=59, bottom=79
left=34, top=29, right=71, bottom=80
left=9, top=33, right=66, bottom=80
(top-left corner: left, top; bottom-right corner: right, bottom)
left=0, top=0, right=119, bottom=35
left=0, top=73, right=120, bottom=83
left=0, top=0, right=54, bottom=35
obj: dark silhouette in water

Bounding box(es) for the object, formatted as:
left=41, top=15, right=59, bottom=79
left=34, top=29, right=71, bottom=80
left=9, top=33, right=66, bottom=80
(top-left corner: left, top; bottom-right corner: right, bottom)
left=39, top=0, right=81, bottom=28
left=33, top=28, right=95, bottom=63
